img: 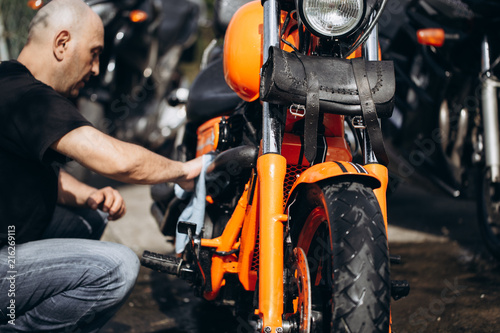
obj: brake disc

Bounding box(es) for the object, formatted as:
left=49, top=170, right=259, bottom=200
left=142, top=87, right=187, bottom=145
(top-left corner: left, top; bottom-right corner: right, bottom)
left=289, top=247, right=312, bottom=333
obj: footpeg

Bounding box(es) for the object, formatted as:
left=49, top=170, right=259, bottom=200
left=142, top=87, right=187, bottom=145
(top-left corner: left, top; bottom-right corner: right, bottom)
left=391, top=280, right=410, bottom=300
left=141, top=250, right=195, bottom=280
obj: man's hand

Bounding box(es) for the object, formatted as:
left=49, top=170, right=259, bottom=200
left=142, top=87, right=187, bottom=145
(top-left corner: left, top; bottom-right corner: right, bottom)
left=176, top=155, right=204, bottom=191
left=86, top=186, right=126, bottom=221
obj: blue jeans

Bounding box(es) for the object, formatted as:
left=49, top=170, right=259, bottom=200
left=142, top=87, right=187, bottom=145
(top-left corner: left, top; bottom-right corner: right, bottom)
left=0, top=206, right=140, bottom=332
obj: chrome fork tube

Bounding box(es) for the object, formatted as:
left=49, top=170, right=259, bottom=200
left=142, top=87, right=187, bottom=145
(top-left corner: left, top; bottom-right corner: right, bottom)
left=364, top=24, right=379, bottom=61
left=262, top=0, right=281, bottom=154
left=362, top=25, right=380, bottom=164
left=481, top=36, right=500, bottom=182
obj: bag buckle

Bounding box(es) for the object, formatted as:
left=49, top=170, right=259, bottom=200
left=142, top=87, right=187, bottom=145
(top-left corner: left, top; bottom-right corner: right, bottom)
left=289, top=104, right=306, bottom=117
left=351, top=115, right=366, bottom=129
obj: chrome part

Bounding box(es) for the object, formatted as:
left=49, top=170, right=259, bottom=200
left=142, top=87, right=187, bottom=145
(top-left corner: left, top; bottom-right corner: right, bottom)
left=439, top=99, right=469, bottom=184
left=482, top=36, right=491, bottom=73
left=472, top=112, right=483, bottom=164
left=351, top=115, right=366, bottom=129
left=364, top=23, right=379, bottom=61
left=482, top=76, right=500, bottom=182
left=346, top=0, right=389, bottom=56
left=282, top=320, right=295, bottom=333
left=299, top=0, right=363, bottom=37
left=200, top=38, right=218, bottom=70
left=289, top=104, right=306, bottom=118
left=438, top=99, right=450, bottom=153
left=362, top=25, right=380, bottom=164
left=262, top=0, right=281, bottom=154
left=255, top=319, right=263, bottom=331
left=103, top=57, right=116, bottom=86
left=310, top=311, right=322, bottom=331
left=481, top=37, right=500, bottom=183
left=450, top=108, right=469, bottom=183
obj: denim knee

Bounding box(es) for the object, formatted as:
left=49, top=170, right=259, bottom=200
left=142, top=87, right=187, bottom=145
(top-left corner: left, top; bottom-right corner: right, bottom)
left=102, top=242, right=140, bottom=301
left=0, top=239, right=140, bottom=333
left=115, top=245, right=141, bottom=296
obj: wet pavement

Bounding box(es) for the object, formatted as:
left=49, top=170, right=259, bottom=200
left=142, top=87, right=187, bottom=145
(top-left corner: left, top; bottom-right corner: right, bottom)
left=97, top=180, right=500, bottom=332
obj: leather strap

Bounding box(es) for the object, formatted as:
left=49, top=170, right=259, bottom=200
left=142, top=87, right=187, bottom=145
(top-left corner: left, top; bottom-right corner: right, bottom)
left=304, top=71, right=320, bottom=164
left=351, top=58, right=389, bottom=166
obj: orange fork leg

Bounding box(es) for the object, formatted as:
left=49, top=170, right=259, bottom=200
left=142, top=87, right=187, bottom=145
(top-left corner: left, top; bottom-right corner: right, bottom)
left=257, top=154, right=288, bottom=332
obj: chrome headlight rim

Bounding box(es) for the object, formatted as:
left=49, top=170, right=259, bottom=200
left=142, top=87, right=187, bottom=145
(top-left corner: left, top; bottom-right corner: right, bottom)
left=297, top=0, right=365, bottom=38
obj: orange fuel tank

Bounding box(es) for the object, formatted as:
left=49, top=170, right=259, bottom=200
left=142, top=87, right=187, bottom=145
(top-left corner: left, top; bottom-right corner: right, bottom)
left=223, top=0, right=263, bottom=102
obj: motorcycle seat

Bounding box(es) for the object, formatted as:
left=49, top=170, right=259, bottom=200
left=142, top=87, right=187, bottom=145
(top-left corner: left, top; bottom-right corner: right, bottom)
left=186, top=57, right=243, bottom=124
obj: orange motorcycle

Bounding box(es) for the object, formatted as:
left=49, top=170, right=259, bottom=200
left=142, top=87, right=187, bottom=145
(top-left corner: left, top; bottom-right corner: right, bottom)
left=142, top=0, right=408, bottom=331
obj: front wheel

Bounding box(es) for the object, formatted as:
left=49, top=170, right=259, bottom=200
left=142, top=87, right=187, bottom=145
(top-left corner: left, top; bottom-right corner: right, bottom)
left=477, top=167, right=500, bottom=260
left=288, top=181, right=390, bottom=332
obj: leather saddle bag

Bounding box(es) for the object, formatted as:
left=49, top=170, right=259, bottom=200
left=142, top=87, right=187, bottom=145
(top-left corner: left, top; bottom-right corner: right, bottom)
left=260, top=46, right=395, bottom=166
left=260, top=46, right=395, bottom=118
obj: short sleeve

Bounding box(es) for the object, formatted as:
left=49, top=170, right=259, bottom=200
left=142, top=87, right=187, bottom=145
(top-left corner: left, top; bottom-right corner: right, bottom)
left=10, top=85, right=92, bottom=162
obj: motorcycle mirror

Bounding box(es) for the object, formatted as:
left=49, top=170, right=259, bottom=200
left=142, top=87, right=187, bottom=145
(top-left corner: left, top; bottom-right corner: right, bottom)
left=129, top=10, right=148, bottom=23
left=417, top=28, right=445, bottom=47
left=27, top=0, right=44, bottom=10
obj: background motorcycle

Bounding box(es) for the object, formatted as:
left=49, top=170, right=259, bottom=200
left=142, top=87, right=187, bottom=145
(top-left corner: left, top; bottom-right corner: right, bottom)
left=77, top=0, right=201, bottom=153
left=379, top=0, right=500, bottom=259
left=143, top=0, right=407, bottom=332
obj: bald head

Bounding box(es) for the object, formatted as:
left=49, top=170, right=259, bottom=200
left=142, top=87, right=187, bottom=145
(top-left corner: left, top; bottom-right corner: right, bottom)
left=18, top=0, right=104, bottom=97
left=27, top=0, right=97, bottom=46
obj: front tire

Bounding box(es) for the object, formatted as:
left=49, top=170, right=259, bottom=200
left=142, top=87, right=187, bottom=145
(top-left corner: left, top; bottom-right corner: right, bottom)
left=288, top=181, right=390, bottom=332
left=478, top=167, right=500, bottom=260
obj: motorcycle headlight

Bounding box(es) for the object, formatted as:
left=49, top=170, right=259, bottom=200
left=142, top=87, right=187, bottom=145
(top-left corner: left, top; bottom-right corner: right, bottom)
left=90, top=3, right=118, bottom=26
left=298, top=0, right=364, bottom=37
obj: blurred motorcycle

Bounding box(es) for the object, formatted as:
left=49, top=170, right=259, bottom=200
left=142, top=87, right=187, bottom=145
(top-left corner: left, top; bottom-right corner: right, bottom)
left=77, top=0, right=201, bottom=152
left=380, top=0, right=500, bottom=259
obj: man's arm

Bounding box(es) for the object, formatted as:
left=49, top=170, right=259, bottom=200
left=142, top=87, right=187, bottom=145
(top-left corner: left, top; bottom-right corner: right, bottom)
left=51, top=126, right=202, bottom=188
left=58, top=169, right=126, bottom=220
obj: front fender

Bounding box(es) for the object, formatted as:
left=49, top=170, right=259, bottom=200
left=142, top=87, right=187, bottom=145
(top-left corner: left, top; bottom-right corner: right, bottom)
left=286, top=161, right=381, bottom=206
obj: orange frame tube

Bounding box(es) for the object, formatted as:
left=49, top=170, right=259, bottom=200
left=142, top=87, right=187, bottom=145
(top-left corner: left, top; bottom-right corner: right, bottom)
left=201, top=184, right=250, bottom=300
left=257, top=153, right=288, bottom=331
left=238, top=177, right=259, bottom=291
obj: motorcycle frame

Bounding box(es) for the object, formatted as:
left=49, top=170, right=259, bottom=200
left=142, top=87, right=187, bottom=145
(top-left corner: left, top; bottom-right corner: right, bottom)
left=192, top=1, right=391, bottom=331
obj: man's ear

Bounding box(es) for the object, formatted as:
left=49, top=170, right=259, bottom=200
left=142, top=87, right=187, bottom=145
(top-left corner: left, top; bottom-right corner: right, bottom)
left=53, top=30, right=71, bottom=61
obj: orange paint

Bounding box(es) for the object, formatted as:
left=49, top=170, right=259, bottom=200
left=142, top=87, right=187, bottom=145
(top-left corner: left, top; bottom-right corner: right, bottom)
left=196, top=117, right=223, bottom=157
left=223, top=1, right=263, bottom=102
left=238, top=177, right=259, bottom=291
left=257, top=154, right=287, bottom=330
left=364, top=163, right=389, bottom=234
left=202, top=186, right=248, bottom=300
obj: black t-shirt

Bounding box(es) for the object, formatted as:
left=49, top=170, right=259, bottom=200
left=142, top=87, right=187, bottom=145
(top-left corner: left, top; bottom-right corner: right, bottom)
left=0, top=60, right=92, bottom=244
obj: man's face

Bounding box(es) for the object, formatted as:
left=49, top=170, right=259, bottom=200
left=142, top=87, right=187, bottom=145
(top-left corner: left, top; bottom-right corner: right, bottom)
left=63, top=14, right=104, bottom=98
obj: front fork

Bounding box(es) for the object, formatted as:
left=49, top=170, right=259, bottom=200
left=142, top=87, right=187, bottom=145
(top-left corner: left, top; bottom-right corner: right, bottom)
left=257, top=154, right=288, bottom=332
left=481, top=36, right=500, bottom=183
left=259, top=1, right=287, bottom=331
